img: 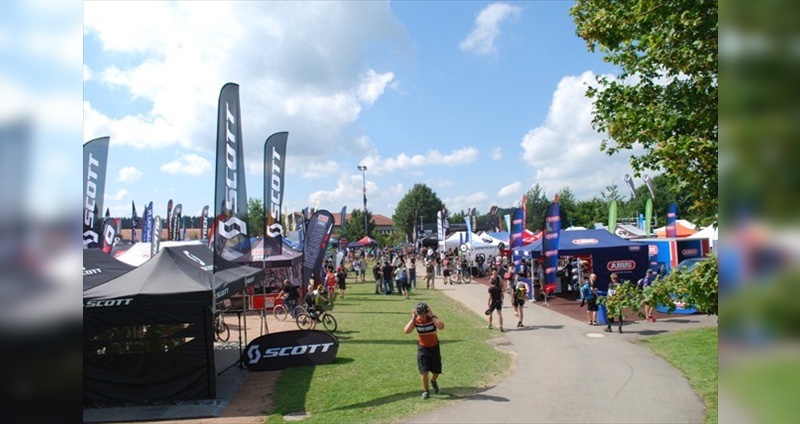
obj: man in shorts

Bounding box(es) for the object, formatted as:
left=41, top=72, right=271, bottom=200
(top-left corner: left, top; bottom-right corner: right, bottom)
left=487, top=277, right=505, bottom=332
left=404, top=302, right=445, bottom=399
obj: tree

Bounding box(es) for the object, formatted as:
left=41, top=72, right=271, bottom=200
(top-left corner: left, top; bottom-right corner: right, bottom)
left=342, top=209, right=374, bottom=241
left=392, top=184, right=445, bottom=240
left=556, top=187, right=578, bottom=228
left=247, top=197, right=265, bottom=237
left=523, top=184, right=550, bottom=231
left=571, top=0, right=718, bottom=222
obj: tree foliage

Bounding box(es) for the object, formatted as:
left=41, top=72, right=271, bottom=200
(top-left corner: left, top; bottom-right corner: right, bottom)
left=571, top=0, right=718, bottom=222
left=342, top=209, right=374, bottom=242
left=247, top=197, right=265, bottom=237
left=523, top=184, right=550, bottom=231
left=392, top=184, right=444, bottom=240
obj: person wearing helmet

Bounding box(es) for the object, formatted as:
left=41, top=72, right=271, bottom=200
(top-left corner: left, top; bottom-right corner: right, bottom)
left=512, top=276, right=528, bottom=328
left=403, top=301, right=445, bottom=400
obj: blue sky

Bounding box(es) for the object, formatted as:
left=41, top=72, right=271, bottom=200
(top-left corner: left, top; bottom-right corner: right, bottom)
left=81, top=1, right=645, bottom=221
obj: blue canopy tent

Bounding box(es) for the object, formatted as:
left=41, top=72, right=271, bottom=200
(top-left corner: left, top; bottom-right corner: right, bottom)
left=513, top=229, right=648, bottom=291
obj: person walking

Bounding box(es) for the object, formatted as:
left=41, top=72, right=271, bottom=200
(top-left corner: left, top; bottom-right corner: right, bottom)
left=409, top=257, right=417, bottom=291
left=638, top=269, right=657, bottom=321
left=381, top=260, right=394, bottom=295
left=581, top=274, right=599, bottom=325
left=373, top=261, right=382, bottom=294
left=487, top=276, right=505, bottom=332
left=604, top=273, right=624, bottom=333
left=403, top=301, right=445, bottom=400
left=395, top=264, right=410, bottom=299
left=336, top=265, right=347, bottom=299
left=425, top=259, right=435, bottom=290
left=511, top=276, right=528, bottom=328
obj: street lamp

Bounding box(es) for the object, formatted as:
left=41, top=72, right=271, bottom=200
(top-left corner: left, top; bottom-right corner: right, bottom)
left=357, top=165, right=368, bottom=238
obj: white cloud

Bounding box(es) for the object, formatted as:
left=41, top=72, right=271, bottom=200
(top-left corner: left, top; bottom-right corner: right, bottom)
left=357, top=69, right=395, bottom=105
left=160, top=154, right=212, bottom=175
left=83, top=2, right=406, bottom=164
left=84, top=64, right=92, bottom=81
left=445, top=192, right=488, bottom=214
left=459, top=3, right=522, bottom=55
left=491, top=147, right=502, bottom=160
left=110, top=189, right=130, bottom=201
left=307, top=173, right=377, bottom=212
left=389, top=183, right=404, bottom=196
left=301, top=160, right=341, bottom=179
left=498, top=181, right=521, bottom=197
left=118, top=166, right=142, bottom=183
left=520, top=71, right=645, bottom=200
left=360, top=147, right=480, bottom=175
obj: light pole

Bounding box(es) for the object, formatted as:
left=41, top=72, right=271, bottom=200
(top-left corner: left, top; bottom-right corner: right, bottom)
left=357, top=165, right=368, bottom=238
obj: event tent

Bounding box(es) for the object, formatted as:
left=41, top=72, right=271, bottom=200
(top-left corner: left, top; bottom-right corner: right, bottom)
left=83, top=249, right=135, bottom=291
left=513, top=229, right=649, bottom=291
left=83, top=245, right=264, bottom=406
left=655, top=219, right=698, bottom=238
left=357, top=236, right=379, bottom=246
left=114, top=240, right=203, bottom=266
left=439, top=231, right=480, bottom=249
left=687, top=224, right=718, bottom=251
left=241, top=237, right=303, bottom=268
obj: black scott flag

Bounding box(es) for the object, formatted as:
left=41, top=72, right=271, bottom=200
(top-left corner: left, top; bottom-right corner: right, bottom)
left=302, top=210, right=334, bottom=286
left=212, top=83, right=251, bottom=266
left=264, top=132, right=289, bottom=257
left=83, top=137, right=110, bottom=249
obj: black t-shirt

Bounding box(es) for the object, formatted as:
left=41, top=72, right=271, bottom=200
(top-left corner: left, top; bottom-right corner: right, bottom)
left=488, top=285, right=502, bottom=302
left=284, top=284, right=299, bottom=301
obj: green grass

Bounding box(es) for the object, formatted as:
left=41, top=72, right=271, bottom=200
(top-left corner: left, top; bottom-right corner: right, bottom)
left=639, top=326, right=718, bottom=424
left=265, top=274, right=512, bottom=423
left=722, top=355, right=800, bottom=424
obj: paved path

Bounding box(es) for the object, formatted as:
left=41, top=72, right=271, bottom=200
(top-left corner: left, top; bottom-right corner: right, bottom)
left=403, top=278, right=717, bottom=423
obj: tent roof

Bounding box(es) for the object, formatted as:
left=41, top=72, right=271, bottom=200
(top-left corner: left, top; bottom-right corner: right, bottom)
left=84, top=244, right=263, bottom=305
left=244, top=237, right=303, bottom=264
left=357, top=236, right=378, bottom=246
left=688, top=224, right=718, bottom=241
left=513, top=229, right=644, bottom=257
left=655, top=219, right=698, bottom=237
left=83, top=249, right=136, bottom=291
left=114, top=240, right=203, bottom=266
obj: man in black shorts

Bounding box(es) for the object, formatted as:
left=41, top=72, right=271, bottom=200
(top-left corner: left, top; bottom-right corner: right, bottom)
left=487, top=277, right=505, bottom=332
left=404, top=302, right=445, bottom=399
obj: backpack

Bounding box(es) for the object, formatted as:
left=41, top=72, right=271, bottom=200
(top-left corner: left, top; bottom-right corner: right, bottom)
left=580, top=284, right=594, bottom=300
left=636, top=278, right=645, bottom=289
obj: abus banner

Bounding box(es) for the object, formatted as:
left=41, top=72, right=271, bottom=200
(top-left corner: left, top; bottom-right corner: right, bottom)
left=244, top=330, right=339, bottom=371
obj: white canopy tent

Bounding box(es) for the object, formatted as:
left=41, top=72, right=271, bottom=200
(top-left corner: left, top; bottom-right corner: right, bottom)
left=687, top=224, right=718, bottom=251
left=439, top=231, right=480, bottom=250
left=114, top=240, right=203, bottom=266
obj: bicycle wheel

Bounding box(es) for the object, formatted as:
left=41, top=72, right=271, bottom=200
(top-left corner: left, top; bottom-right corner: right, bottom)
left=273, top=304, right=289, bottom=321
left=295, top=313, right=314, bottom=330
left=463, top=270, right=472, bottom=284
left=216, top=321, right=230, bottom=342
left=292, top=305, right=308, bottom=318
left=321, top=313, right=338, bottom=332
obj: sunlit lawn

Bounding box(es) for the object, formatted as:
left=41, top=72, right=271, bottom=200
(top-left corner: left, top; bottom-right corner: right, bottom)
left=266, top=273, right=512, bottom=423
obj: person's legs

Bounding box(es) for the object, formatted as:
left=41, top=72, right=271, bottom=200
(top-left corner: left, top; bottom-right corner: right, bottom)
left=488, top=308, right=493, bottom=328
left=496, top=307, right=504, bottom=331
left=518, top=304, right=524, bottom=326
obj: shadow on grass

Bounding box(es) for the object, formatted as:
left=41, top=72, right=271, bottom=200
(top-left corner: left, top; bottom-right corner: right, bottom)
left=322, top=386, right=509, bottom=412
left=629, top=329, right=669, bottom=336
left=658, top=318, right=700, bottom=324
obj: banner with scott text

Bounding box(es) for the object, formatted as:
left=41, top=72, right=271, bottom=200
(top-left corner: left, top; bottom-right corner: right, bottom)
left=243, top=330, right=339, bottom=371
left=141, top=201, right=153, bottom=243
left=200, top=205, right=209, bottom=241
left=151, top=215, right=162, bottom=258
left=213, top=82, right=251, bottom=266
left=264, top=131, right=289, bottom=257
left=83, top=136, right=109, bottom=249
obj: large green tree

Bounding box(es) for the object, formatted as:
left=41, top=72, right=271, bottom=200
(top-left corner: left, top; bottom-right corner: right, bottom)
left=247, top=197, right=265, bottom=237
left=342, top=209, right=374, bottom=241
left=523, top=183, right=550, bottom=231
left=392, top=184, right=445, bottom=240
left=571, top=0, right=718, bottom=222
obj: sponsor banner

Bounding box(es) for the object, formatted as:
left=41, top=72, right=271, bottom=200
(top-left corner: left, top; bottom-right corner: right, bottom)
left=302, top=210, right=335, bottom=285
left=151, top=214, right=162, bottom=258
left=607, top=200, right=618, bottom=234
left=542, top=202, right=561, bottom=286
left=170, top=203, right=182, bottom=241
left=624, top=173, right=636, bottom=198
left=644, top=198, right=653, bottom=237
left=166, top=199, right=174, bottom=241
left=264, top=131, right=289, bottom=256
left=200, top=205, right=210, bottom=240
left=83, top=136, right=110, bottom=249
left=213, top=82, right=252, bottom=265
left=436, top=210, right=444, bottom=242
left=665, top=203, right=678, bottom=238
left=643, top=173, right=655, bottom=199
left=244, top=330, right=339, bottom=371
left=142, top=201, right=153, bottom=243
left=510, top=208, right=524, bottom=272
left=340, top=206, right=346, bottom=231
left=572, top=238, right=599, bottom=245
left=464, top=216, right=473, bottom=243
left=100, top=217, right=121, bottom=254
left=131, top=201, right=139, bottom=244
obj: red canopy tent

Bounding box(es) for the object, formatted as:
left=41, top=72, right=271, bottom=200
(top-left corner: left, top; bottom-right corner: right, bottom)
left=357, top=236, right=379, bottom=246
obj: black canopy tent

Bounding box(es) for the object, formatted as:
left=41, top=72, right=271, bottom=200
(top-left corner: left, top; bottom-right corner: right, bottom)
left=83, top=245, right=264, bottom=406
left=83, top=248, right=135, bottom=291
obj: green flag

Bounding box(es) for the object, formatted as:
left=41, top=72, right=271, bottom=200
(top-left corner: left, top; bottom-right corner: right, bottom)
left=645, top=198, right=653, bottom=236
left=607, top=200, right=618, bottom=234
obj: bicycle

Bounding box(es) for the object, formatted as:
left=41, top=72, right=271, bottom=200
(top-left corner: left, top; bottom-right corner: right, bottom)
left=273, top=298, right=307, bottom=321
left=295, top=307, right=338, bottom=332
left=213, top=308, right=230, bottom=342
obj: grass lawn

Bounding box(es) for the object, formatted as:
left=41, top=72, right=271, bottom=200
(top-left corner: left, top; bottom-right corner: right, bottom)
left=721, top=354, right=800, bottom=424
left=266, top=273, right=512, bottom=423
left=639, top=326, right=718, bottom=424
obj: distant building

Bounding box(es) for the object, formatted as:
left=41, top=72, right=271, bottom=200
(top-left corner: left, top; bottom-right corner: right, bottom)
left=332, top=213, right=395, bottom=236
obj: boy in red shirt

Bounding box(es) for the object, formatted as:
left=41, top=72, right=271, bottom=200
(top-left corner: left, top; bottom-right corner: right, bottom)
left=404, top=302, right=445, bottom=399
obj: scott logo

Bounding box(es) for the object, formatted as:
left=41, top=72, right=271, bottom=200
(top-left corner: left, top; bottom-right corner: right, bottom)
left=218, top=216, right=248, bottom=239
left=84, top=153, right=102, bottom=247
left=247, top=343, right=335, bottom=364
left=224, top=102, right=239, bottom=212
left=267, top=145, right=284, bottom=238
left=183, top=250, right=212, bottom=271
left=607, top=260, right=636, bottom=271
left=85, top=298, right=133, bottom=308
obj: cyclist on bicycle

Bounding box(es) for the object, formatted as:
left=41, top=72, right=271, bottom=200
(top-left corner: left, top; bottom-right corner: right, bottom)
left=303, top=279, right=328, bottom=330
left=459, top=256, right=470, bottom=280
left=276, top=279, right=300, bottom=314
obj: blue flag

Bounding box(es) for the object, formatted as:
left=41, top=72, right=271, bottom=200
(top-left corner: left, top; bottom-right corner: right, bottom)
left=542, top=201, right=561, bottom=288
left=131, top=201, right=140, bottom=243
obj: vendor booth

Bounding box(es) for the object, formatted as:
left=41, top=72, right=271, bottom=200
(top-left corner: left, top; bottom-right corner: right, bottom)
left=513, top=229, right=649, bottom=292
left=83, top=245, right=263, bottom=406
